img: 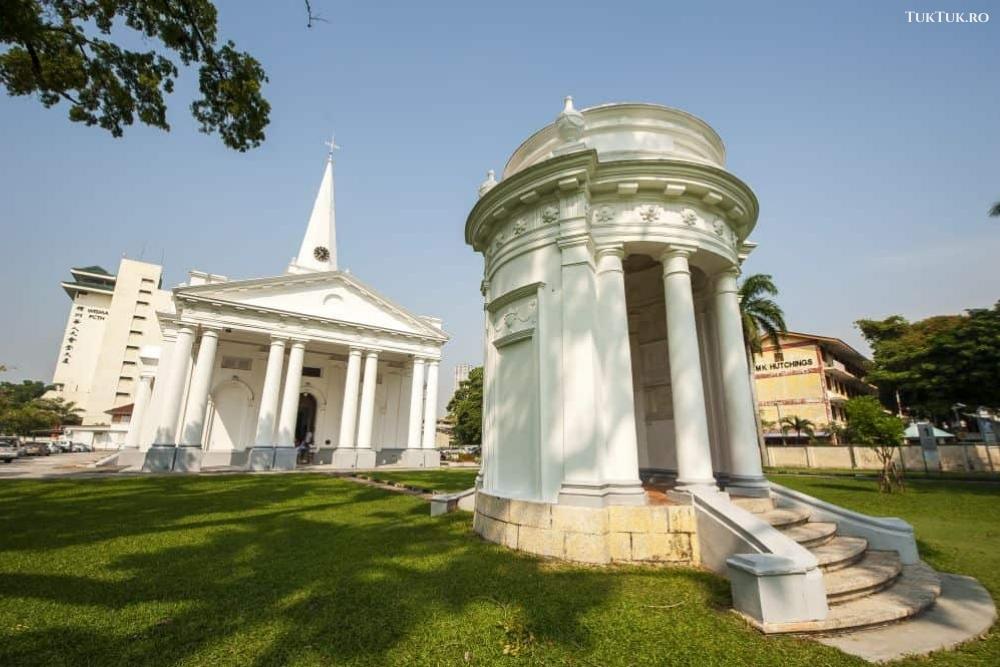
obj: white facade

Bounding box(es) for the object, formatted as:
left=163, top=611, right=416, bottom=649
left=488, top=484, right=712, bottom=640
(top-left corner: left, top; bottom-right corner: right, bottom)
left=467, top=99, right=767, bottom=507
left=49, top=259, right=172, bottom=424
left=124, top=154, right=448, bottom=471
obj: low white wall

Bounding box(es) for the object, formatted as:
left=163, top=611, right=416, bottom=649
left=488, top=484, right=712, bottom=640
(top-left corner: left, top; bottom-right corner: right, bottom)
left=765, top=444, right=1000, bottom=472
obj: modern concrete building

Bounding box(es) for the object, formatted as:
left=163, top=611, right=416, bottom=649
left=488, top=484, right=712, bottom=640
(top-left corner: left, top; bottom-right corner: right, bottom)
left=48, top=259, right=172, bottom=432
left=753, top=331, right=878, bottom=442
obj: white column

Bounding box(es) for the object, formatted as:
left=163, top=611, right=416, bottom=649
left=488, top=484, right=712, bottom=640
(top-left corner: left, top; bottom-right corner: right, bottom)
left=179, top=328, right=219, bottom=447
left=153, top=325, right=195, bottom=445
left=254, top=337, right=286, bottom=446
left=421, top=359, right=439, bottom=448
left=595, top=245, right=644, bottom=503
left=338, top=348, right=363, bottom=447
left=275, top=340, right=306, bottom=447
left=124, top=370, right=155, bottom=448
left=356, top=350, right=380, bottom=448
left=661, top=247, right=717, bottom=491
left=407, top=357, right=426, bottom=448
left=713, top=267, right=768, bottom=494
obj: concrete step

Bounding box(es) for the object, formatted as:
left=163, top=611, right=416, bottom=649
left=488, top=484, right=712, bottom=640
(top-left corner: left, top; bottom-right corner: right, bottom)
left=824, top=551, right=902, bottom=604
left=780, top=521, right=837, bottom=547
left=753, top=561, right=941, bottom=634
left=810, top=536, right=868, bottom=572
left=730, top=495, right=775, bottom=514
left=817, top=572, right=997, bottom=661
left=758, top=506, right=811, bottom=528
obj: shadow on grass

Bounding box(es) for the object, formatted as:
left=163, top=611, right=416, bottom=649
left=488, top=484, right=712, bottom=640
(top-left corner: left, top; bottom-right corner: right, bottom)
left=0, top=474, right=725, bottom=666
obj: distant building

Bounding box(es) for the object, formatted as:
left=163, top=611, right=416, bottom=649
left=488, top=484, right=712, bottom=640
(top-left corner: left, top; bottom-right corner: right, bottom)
left=48, top=259, right=172, bottom=428
left=753, top=331, right=878, bottom=442
left=453, top=363, right=472, bottom=394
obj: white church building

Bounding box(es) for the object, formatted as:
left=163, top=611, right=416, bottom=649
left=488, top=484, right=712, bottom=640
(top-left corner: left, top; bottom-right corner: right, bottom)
left=120, top=148, right=448, bottom=472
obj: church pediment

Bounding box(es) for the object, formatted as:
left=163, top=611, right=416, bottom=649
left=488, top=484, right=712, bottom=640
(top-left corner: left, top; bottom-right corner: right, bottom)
left=175, top=272, right=446, bottom=341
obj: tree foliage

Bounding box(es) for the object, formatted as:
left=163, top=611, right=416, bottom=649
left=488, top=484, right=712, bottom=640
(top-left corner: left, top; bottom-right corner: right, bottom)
left=779, top=415, right=814, bottom=441
left=0, top=0, right=270, bottom=151
left=843, top=395, right=906, bottom=493
left=856, top=302, right=1000, bottom=418
left=738, top=273, right=787, bottom=355
left=447, top=367, right=482, bottom=446
left=0, top=380, right=82, bottom=436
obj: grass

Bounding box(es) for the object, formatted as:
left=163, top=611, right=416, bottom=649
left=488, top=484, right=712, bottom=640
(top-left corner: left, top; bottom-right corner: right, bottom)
left=766, top=466, right=1000, bottom=482
left=0, top=473, right=996, bottom=666
left=354, top=468, right=478, bottom=493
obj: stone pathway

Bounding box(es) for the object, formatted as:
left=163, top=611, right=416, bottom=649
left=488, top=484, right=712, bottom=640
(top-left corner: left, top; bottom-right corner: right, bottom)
left=0, top=452, right=109, bottom=479
left=818, top=573, right=996, bottom=662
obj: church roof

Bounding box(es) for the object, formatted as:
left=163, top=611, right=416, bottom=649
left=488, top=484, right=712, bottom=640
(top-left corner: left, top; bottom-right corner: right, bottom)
left=174, top=269, right=448, bottom=342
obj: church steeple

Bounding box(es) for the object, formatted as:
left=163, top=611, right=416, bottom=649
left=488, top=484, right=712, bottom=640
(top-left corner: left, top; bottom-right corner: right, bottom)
left=287, top=138, right=339, bottom=274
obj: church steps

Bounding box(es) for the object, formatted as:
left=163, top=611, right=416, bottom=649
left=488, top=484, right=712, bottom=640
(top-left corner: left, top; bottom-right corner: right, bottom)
left=822, top=551, right=902, bottom=603
left=752, top=562, right=941, bottom=635
left=779, top=521, right=838, bottom=547
left=757, top=506, right=811, bottom=528
left=809, top=536, right=869, bottom=571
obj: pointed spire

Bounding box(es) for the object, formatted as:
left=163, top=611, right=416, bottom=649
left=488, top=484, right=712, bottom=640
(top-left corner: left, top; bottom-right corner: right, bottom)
left=287, top=143, right=338, bottom=274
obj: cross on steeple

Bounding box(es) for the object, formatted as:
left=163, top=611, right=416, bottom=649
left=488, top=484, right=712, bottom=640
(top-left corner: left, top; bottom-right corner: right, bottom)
left=324, top=135, right=340, bottom=161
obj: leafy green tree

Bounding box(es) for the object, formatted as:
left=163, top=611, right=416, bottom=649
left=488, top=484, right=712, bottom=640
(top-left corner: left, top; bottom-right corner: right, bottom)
left=990, top=201, right=1000, bottom=217
left=0, top=380, right=51, bottom=407
left=0, top=404, right=60, bottom=436
left=447, top=367, right=482, bottom=446
left=843, top=396, right=906, bottom=493
left=31, top=397, right=83, bottom=425
left=779, top=415, right=814, bottom=442
left=0, top=0, right=272, bottom=151
left=856, top=303, right=1000, bottom=418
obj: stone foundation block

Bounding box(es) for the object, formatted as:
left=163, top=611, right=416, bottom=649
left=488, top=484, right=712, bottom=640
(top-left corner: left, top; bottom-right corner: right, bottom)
left=272, top=446, right=296, bottom=471
left=565, top=532, right=610, bottom=564
left=477, top=514, right=518, bottom=548
left=355, top=448, right=377, bottom=469
left=247, top=446, right=275, bottom=471
left=609, top=505, right=652, bottom=533
left=517, top=525, right=565, bottom=558
left=552, top=504, right=608, bottom=534
left=398, top=449, right=426, bottom=468
left=632, top=533, right=692, bottom=562
left=422, top=450, right=441, bottom=468
left=669, top=506, right=697, bottom=533
left=609, top=532, right=633, bottom=561
left=477, top=493, right=511, bottom=522
left=142, top=445, right=176, bottom=472
left=173, top=445, right=203, bottom=472
left=509, top=499, right=551, bottom=528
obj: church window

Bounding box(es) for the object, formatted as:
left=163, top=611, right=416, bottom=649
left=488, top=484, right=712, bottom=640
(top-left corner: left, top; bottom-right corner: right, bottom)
left=302, top=366, right=322, bottom=378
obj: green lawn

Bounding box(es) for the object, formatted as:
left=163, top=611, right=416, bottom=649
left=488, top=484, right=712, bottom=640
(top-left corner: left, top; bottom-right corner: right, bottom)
left=0, top=473, right=996, bottom=666
left=355, top=468, right=478, bottom=493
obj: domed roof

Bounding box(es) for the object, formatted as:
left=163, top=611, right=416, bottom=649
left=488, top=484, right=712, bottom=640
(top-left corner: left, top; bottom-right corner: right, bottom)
left=502, top=100, right=727, bottom=179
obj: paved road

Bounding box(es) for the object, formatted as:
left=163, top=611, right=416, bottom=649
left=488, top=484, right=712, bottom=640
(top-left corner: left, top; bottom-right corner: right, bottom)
left=0, top=452, right=109, bottom=480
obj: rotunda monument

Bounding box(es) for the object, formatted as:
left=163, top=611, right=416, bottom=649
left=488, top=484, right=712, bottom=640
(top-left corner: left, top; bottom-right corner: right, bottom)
left=467, top=98, right=767, bottom=511
left=463, top=99, right=955, bottom=635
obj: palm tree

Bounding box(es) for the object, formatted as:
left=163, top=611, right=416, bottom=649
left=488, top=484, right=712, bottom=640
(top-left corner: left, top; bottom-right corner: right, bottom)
left=738, top=273, right=788, bottom=466
left=780, top=415, right=815, bottom=443
left=739, top=273, right=787, bottom=355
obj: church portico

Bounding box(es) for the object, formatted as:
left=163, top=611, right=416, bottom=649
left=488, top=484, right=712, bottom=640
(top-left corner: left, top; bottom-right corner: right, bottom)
left=125, top=147, right=449, bottom=472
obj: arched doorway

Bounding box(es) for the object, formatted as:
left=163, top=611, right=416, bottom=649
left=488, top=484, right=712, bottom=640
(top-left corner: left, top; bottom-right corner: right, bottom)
left=295, top=392, right=318, bottom=446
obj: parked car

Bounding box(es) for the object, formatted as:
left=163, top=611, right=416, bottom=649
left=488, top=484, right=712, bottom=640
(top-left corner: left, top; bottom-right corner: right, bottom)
left=52, top=440, right=72, bottom=453
left=0, top=437, right=20, bottom=463
left=45, top=442, right=61, bottom=455
left=69, top=442, right=92, bottom=452
left=20, top=441, right=52, bottom=457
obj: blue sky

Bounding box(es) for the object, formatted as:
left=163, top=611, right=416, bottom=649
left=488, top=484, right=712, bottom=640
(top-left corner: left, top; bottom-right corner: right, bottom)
left=1, top=0, right=998, bottom=412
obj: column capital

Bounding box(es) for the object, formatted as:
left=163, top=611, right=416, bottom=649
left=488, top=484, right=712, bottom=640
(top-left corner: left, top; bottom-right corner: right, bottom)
left=269, top=335, right=289, bottom=345
left=347, top=346, right=365, bottom=357
left=594, top=243, right=625, bottom=259
left=199, top=326, right=222, bottom=338
left=411, top=356, right=427, bottom=367
left=176, top=324, right=197, bottom=336
left=713, top=266, right=741, bottom=294
left=424, top=358, right=439, bottom=367
left=363, top=349, right=380, bottom=360
left=660, top=245, right=696, bottom=278
left=288, top=337, right=309, bottom=348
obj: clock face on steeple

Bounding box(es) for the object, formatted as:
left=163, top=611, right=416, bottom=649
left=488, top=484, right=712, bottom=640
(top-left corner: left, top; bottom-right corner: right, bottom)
left=313, top=246, right=330, bottom=261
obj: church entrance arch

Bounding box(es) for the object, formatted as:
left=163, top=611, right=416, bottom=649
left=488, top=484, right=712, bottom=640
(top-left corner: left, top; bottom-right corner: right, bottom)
left=295, top=392, right=318, bottom=447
